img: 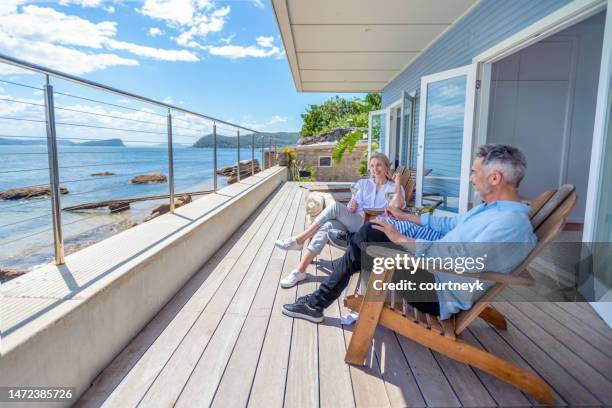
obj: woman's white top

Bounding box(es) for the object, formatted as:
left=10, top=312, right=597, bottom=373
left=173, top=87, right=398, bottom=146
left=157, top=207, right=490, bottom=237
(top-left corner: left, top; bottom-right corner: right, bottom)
left=353, top=178, right=404, bottom=217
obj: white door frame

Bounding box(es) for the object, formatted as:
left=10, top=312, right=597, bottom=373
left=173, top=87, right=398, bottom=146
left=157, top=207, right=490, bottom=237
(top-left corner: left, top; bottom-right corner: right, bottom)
left=386, top=97, right=403, bottom=166
left=471, top=0, right=607, bottom=212
left=416, top=64, right=477, bottom=214
left=584, top=0, right=612, bottom=242
left=403, top=90, right=417, bottom=168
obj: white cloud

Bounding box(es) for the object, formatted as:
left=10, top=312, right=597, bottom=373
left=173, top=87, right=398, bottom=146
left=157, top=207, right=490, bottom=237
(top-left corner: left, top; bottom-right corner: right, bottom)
left=1, top=5, right=118, bottom=49
left=0, top=3, right=200, bottom=73
left=106, top=39, right=198, bottom=62
left=220, top=34, right=234, bottom=44
left=239, top=115, right=289, bottom=132
left=148, top=27, right=164, bottom=37
left=139, top=0, right=197, bottom=26
left=56, top=0, right=117, bottom=13
left=0, top=0, right=27, bottom=15
left=207, top=44, right=284, bottom=60
left=268, top=115, right=287, bottom=124
left=163, top=96, right=174, bottom=104
left=256, top=36, right=273, bottom=48
left=58, top=0, right=105, bottom=7
left=251, top=0, right=264, bottom=9
left=0, top=30, right=138, bottom=75
left=139, top=0, right=230, bottom=47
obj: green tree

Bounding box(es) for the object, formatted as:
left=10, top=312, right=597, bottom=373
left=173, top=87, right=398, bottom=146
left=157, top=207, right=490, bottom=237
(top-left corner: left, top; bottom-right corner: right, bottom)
left=299, top=93, right=381, bottom=176
left=300, top=93, right=381, bottom=136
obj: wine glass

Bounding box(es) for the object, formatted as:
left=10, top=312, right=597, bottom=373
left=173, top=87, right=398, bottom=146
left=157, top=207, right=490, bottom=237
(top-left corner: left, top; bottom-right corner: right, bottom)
left=384, top=191, right=397, bottom=203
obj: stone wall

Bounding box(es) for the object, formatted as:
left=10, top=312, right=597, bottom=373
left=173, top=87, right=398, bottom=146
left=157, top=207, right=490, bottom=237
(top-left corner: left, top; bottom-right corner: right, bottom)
left=295, top=143, right=367, bottom=182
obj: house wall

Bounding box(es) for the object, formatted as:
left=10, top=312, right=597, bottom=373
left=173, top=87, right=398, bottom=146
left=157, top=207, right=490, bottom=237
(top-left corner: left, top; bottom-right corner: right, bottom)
left=295, top=144, right=367, bottom=181
left=381, top=0, right=573, bottom=167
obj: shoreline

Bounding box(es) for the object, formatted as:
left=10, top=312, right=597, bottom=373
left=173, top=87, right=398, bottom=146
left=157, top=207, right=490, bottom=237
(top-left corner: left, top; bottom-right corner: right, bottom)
left=0, top=179, right=220, bottom=280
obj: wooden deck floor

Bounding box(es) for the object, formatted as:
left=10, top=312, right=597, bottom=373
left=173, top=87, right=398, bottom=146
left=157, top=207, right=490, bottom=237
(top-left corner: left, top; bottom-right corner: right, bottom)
left=78, top=182, right=612, bottom=407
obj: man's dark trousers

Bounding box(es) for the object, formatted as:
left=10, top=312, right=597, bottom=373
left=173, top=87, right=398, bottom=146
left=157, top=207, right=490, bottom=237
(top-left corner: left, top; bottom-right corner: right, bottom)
left=306, top=222, right=440, bottom=316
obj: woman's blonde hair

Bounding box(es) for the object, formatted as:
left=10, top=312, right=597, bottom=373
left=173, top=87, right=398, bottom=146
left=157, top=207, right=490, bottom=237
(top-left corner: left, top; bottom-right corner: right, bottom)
left=369, top=152, right=392, bottom=180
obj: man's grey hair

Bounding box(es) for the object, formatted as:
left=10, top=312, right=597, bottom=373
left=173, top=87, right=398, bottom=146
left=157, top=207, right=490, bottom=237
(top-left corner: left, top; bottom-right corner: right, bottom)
left=476, top=144, right=527, bottom=187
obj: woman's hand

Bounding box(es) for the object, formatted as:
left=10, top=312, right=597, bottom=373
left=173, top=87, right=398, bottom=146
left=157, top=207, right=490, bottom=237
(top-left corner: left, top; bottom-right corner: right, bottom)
left=389, top=172, right=405, bottom=209
left=347, top=199, right=358, bottom=213
left=391, top=172, right=400, bottom=186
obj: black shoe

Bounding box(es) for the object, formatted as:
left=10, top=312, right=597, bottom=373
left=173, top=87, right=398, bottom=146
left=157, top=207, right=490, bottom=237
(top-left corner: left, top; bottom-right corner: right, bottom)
left=282, top=295, right=324, bottom=323
left=327, top=228, right=349, bottom=249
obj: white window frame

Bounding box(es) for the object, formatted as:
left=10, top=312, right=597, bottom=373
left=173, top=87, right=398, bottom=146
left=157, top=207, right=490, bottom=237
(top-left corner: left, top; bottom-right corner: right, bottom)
left=367, top=108, right=390, bottom=161
left=416, top=64, right=477, bottom=215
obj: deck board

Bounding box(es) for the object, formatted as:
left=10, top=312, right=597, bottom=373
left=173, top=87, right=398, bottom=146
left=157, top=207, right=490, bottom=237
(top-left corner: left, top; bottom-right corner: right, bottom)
left=77, top=182, right=612, bottom=408
left=318, top=246, right=355, bottom=408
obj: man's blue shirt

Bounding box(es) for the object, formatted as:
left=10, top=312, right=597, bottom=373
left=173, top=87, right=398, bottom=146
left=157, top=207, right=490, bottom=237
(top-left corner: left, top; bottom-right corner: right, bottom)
left=415, top=201, right=537, bottom=320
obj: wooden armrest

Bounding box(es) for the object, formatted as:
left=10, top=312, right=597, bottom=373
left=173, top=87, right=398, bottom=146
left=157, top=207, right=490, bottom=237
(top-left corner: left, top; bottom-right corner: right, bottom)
left=364, top=245, right=535, bottom=286
left=363, top=207, right=385, bottom=216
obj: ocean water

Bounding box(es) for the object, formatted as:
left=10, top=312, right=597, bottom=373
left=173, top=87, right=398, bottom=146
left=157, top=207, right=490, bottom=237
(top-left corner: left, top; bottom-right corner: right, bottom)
left=0, top=145, right=264, bottom=271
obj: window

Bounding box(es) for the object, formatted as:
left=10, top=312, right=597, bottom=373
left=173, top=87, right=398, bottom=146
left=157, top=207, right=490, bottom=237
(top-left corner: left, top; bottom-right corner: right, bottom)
left=318, top=156, right=332, bottom=167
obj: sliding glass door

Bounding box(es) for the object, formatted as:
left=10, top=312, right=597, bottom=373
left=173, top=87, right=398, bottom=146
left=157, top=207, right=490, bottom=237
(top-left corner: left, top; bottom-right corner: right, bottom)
left=416, top=64, right=477, bottom=214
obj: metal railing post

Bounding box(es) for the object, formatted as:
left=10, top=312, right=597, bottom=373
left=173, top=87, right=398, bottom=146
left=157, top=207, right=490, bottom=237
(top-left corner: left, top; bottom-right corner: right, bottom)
left=213, top=122, right=218, bottom=192
left=251, top=133, right=255, bottom=175
left=237, top=129, right=241, bottom=182
left=43, top=75, right=65, bottom=265
left=260, top=134, right=265, bottom=169
left=269, top=136, right=272, bottom=167
left=167, top=108, right=175, bottom=213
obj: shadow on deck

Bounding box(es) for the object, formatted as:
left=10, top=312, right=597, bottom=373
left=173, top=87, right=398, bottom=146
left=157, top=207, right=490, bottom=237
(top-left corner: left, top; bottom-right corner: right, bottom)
left=77, top=182, right=612, bottom=407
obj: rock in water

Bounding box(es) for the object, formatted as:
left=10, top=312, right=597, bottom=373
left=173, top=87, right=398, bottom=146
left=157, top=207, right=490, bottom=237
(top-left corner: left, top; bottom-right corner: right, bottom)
left=130, top=173, right=167, bottom=184
left=0, top=186, right=69, bottom=200
left=145, top=195, right=192, bottom=221
left=0, top=267, right=25, bottom=282
left=91, top=171, right=115, bottom=176
left=108, top=201, right=130, bottom=213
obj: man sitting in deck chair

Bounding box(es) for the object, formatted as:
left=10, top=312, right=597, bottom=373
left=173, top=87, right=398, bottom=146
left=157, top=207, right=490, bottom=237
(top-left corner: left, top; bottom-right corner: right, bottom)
left=282, top=144, right=537, bottom=323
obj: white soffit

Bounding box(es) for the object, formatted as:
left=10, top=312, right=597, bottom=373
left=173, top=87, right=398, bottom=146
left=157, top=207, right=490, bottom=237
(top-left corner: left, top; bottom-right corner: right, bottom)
left=272, top=0, right=478, bottom=92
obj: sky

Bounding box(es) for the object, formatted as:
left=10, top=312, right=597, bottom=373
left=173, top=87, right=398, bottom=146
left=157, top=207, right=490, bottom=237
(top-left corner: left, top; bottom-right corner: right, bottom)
left=0, top=0, right=365, bottom=145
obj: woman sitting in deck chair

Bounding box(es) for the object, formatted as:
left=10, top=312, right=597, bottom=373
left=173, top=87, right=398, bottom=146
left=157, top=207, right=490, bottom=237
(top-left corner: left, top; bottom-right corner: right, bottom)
left=275, top=152, right=405, bottom=288
left=282, top=144, right=537, bottom=322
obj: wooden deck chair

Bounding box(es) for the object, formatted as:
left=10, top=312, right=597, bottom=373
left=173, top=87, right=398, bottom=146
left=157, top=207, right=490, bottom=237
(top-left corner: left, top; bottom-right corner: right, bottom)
left=343, top=185, right=577, bottom=405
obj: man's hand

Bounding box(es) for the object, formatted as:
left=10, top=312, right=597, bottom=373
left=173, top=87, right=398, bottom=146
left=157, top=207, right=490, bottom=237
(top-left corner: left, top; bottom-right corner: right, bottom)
left=383, top=205, right=421, bottom=224
left=371, top=218, right=416, bottom=251
left=370, top=218, right=403, bottom=243
left=384, top=205, right=407, bottom=220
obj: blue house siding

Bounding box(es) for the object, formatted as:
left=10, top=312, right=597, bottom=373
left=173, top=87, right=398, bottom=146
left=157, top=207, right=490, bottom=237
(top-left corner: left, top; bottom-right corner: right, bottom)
left=381, top=0, right=572, bottom=167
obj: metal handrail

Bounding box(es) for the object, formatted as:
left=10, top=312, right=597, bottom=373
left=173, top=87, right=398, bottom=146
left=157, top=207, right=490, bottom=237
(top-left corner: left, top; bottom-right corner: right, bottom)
left=0, top=52, right=259, bottom=133
left=0, top=53, right=265, bottom=267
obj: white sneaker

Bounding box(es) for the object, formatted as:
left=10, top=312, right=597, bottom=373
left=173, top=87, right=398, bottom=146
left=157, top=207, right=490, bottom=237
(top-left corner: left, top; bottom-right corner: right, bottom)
left=280, top=269, right=307, bottom=288
left=275, top=237, right=303, bottom=251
